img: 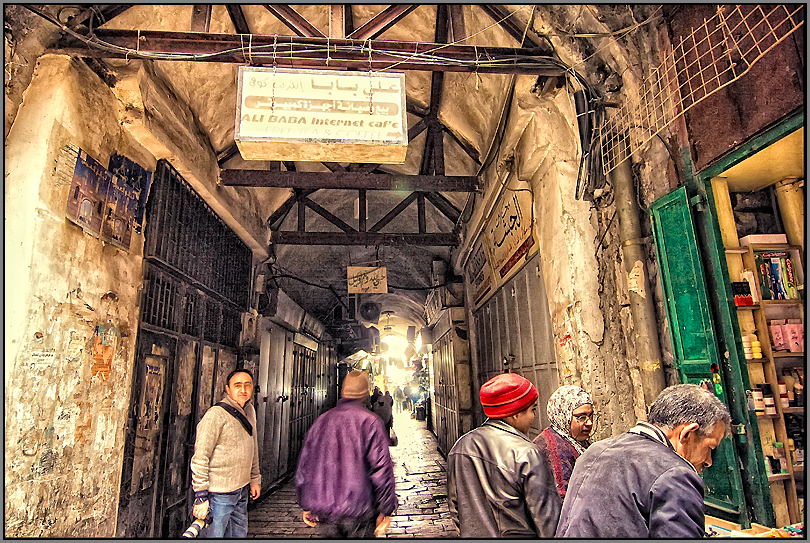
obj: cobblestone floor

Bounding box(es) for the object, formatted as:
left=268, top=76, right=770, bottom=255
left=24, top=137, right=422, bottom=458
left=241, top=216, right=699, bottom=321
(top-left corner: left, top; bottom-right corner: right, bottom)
left=247, top=410, right=458, bottom=538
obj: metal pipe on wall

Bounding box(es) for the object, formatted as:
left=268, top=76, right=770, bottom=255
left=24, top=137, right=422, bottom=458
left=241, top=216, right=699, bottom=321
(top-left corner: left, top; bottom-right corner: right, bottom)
left=610, top=147, right=667, bottom=408
left=774, top=176, right=804, bottom=249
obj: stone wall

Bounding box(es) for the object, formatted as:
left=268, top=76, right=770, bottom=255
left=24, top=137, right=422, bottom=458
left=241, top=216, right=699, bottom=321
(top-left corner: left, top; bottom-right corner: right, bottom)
left=4, top=55, right=150, bottom=537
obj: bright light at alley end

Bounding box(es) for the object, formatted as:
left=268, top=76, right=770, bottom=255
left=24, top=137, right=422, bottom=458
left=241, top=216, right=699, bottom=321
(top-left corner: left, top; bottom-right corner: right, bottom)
left=381, top=335, right=408, bottom=361
left=235, top=67, right=408, bottom=163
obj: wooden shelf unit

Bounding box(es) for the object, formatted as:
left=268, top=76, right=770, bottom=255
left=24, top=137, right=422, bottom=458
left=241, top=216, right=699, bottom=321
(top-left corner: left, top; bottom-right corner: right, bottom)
left=739, top=243, right=804, bottom=525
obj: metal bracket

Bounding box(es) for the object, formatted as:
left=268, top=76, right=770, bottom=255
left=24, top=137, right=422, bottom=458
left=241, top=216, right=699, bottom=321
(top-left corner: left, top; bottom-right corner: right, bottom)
left=690, top=193, right=707, bottom=211
left=732, top=424, right=746, bottom=435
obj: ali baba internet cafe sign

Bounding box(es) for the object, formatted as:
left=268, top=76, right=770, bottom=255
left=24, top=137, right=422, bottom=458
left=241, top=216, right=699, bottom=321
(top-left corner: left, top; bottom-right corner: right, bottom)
left=235, top=67, right=408, bottom=163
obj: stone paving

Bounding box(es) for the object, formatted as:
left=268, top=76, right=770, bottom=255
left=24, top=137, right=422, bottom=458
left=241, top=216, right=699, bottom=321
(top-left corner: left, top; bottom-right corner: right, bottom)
left=247, top=410, right=458, bottom=538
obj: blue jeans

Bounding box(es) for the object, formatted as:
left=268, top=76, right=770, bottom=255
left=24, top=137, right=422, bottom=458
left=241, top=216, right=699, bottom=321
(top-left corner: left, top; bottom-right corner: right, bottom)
left=204, top=485, right=249, bottom=538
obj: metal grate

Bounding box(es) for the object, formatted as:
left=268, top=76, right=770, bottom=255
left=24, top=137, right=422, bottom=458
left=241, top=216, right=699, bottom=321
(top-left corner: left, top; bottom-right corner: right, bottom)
left=142, top=267, right=179, bottom=330
left=145, top=159, right=252, bottom=308
left=598, top=4, right=804, bottom=174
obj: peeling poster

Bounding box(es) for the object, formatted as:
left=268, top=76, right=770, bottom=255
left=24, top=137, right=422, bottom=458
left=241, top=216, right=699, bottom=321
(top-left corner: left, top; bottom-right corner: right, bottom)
left=627, top=260, right=646, bottom=298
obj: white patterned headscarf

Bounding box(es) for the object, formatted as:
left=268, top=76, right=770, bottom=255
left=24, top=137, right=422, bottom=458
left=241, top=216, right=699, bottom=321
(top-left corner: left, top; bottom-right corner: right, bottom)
left=547, top=385, right=593, bottom=454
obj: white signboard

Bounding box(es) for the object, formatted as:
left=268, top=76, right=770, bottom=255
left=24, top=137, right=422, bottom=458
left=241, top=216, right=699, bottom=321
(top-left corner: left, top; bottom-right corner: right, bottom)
left=235, top=67, right=408, bottom=163
left=347, top=266, right=388, bottom=294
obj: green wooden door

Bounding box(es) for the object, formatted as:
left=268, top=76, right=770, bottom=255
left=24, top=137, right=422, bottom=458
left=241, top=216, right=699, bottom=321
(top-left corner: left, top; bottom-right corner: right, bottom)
left=649, top=186, right=747, bottom=525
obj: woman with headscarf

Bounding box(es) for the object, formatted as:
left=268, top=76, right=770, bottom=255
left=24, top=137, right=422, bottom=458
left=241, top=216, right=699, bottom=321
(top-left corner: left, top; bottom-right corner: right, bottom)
left=533, top=385, right=595, bottom=500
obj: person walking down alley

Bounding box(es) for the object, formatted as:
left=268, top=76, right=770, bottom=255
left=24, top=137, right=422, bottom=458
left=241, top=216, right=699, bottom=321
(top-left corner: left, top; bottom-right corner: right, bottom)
left=190, top=369, right=261, bottom=538
left=295, top=370, right=397, bottom=538
left=556, top=384, right=731, bottom=538
left=373, top=389, right=394, bottom=434
left=393, top=386, right=404, bottom=414
left=533, top=385, right=594, bottom=499
left=448, top=373, right=561, bottom=537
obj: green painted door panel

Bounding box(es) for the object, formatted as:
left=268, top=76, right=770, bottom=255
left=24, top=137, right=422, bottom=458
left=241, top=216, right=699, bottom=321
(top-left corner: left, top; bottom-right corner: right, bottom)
left=649, top=186, right=747, bottom=525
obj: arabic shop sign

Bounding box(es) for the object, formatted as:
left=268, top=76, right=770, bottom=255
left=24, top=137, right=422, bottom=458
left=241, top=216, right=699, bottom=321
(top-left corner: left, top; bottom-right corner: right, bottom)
left=347, top=266, right=388, bottom=294
left=235, top=67, right=408, bottom=163
left=485, top=190, right=536, bottom=279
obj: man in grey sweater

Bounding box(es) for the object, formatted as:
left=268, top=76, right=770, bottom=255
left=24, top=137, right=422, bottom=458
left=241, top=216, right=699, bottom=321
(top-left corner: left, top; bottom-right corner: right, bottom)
left=191, top=369, right=261, bottom=537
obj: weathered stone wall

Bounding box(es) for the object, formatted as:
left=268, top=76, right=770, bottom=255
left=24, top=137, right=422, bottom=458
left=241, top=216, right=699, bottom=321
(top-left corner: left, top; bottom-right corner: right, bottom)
left=4, top=55, right=150, bottom=537
left=457, top=6, right=681, bottom=438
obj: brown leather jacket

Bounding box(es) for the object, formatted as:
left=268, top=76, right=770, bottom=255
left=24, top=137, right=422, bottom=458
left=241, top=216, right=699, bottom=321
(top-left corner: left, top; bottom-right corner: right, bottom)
left=447, top=419, right=561, bottom=537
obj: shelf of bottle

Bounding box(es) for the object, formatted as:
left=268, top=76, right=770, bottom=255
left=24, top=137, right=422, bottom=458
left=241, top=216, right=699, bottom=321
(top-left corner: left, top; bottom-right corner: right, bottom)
left=783, top=407, right=805, bottom=415
left=792, top=465, right=804, bottom=478
left=756, top=412, right=779, bottom=420
left=735, top=304, right=760, bottom=310
left=768, top=473, right=792, bottom=482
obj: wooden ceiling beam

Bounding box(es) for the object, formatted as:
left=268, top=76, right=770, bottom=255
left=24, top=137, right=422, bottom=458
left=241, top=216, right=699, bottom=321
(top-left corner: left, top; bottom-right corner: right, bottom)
left=329, top=5, right=352, bottom=39
left=263, top=5, right=326, bottom=38
left=479, top=5, right=548, bottom=50
left=65, top=5, right=133, bottom=30
left=449, top=5, right=467, bottom=42
left=225, top=5, right=251, bottom=35
left=424, top=191, right=460, bottom=224
left=53, top=30, right=565, bottom=75
left=369, top=192, right=419, bottom=233
left=190, top=5, right=212, bottom=33
left=298, top=194, right=357, bottom=233
left=269, top=231, right=458, bottom=246
left=220, top=170, right=478, bottom=192
left=348, top=5, right=419, bottom=40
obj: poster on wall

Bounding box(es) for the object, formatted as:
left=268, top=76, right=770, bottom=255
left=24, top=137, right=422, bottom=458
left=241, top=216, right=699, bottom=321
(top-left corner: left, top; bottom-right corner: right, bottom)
left=485, top=189, right=537, bottom=280
left=59, top=144, right=151, bottom=252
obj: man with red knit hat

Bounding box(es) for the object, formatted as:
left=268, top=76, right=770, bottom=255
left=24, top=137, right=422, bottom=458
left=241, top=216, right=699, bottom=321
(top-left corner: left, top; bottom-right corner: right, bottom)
left=447, top=373, right=561, bottom=537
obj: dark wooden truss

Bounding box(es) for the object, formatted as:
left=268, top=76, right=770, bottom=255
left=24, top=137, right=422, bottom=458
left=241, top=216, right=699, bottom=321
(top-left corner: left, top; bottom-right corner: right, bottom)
left=49, top=4, right=555, bottom=247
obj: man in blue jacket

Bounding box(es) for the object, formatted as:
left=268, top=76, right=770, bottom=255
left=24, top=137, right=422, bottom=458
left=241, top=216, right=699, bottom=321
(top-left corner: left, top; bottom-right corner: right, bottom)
left=556, top=383, right=731, bottom=538
left=295, top=370, right=396, bottom=537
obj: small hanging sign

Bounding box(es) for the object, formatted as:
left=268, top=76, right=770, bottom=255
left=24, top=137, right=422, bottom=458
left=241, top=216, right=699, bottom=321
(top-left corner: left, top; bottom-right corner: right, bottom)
left=347, top=266, right=388, bottom=294
left=235, top=67, right=408, bottom=163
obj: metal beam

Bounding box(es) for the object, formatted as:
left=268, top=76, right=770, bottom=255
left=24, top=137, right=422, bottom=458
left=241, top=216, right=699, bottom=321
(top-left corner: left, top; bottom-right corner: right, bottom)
left=479, top=5, right=548, bottom=50
left=225, top=5, right=251, bottom=35
left=442, top=124, right=481, bottom=165
left=52, top=30, right=565, bottom=75
left=266, top=190, right=299, bottom=228
left=424, top=191, right=461, bottom=223
left=348, top=5, right=419, bottom=40
left=298, top=195, right=356, bottom=233
left=216, top=142, right=240, bottom=166
left=330, top=5, right=351, bottom=39
left=449, top=5, right=466, bottom=42
left=220, top=170, right=478, bottom=192
left=263, top=5, right=325, bottom=37
left=190, top=5, right=212, bottom=33
left=65, top=5, right=132, bottom=30
left=269, top=231, right=458, bottom=246
left=369, top=192, right=419, bottom=232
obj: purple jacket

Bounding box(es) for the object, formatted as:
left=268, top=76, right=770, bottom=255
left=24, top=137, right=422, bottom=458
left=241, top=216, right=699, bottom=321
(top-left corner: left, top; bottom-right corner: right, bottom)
left=294, top=398, right=397, bottom=522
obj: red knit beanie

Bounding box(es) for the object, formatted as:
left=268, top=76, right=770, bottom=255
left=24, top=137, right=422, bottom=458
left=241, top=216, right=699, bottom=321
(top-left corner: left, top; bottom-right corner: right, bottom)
left=480, top=373, right=539, bottom=418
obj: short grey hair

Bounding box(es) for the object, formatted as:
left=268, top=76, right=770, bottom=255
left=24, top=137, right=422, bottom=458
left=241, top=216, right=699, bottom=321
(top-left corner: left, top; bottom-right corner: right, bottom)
left=647, top=384, right=731, bottom=438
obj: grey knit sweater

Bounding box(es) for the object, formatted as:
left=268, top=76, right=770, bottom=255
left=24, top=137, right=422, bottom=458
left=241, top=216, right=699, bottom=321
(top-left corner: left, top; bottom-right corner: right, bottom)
left=191, top=395, right=261, bottom=494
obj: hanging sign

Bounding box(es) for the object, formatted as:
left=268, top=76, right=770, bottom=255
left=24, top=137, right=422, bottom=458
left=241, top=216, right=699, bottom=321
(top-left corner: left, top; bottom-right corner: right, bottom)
left=235, top=67, right=408, bottom=163
left=347, top=266, right=388, bottom=294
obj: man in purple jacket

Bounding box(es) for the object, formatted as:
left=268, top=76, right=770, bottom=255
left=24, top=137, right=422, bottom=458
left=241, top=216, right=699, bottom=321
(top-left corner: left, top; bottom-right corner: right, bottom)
left=294, top=370, right=396, bottom=537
